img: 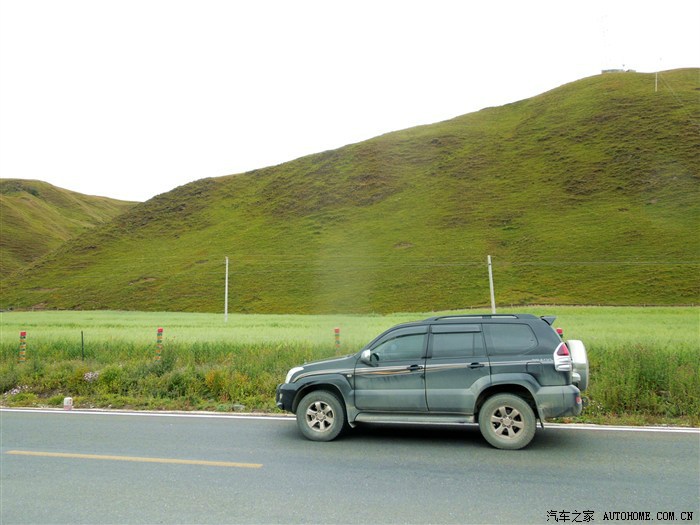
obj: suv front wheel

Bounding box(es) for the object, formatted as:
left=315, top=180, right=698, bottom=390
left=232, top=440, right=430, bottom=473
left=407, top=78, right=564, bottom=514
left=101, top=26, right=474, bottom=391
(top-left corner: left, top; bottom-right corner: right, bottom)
left=296, top=390, right=347, bottom=442
left=478, top=393, right=536, bottom=450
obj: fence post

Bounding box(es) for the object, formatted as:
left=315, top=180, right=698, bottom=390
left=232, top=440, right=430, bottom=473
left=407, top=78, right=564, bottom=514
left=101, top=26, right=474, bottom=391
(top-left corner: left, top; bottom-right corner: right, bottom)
left=18, top=331, right=27, bottom=363
left=487, top=255, right=496, bottom=314
left=156, top=328, right=163, bottom=361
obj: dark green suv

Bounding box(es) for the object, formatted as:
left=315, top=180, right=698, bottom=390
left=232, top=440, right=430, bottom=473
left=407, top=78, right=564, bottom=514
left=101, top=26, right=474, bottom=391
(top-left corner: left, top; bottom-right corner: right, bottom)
left=276, top=314, right=588, bottom=449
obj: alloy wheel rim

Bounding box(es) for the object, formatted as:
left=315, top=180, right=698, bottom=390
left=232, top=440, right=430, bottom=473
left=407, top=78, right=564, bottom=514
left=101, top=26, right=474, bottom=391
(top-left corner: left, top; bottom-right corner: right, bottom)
left=305, top=400, right=335, bottom=432
left=490, top=405, right=524, bottom=438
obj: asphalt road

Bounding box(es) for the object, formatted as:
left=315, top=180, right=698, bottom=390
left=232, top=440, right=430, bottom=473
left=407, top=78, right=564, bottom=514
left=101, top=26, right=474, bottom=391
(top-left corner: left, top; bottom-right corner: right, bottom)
left=1, top=409, right=698, bottom=524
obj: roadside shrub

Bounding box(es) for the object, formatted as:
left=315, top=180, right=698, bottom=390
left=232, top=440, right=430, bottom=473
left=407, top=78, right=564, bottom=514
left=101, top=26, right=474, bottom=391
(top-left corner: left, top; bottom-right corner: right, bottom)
left=587, top=341, right=699, bottom=420
left=0, top=364, right=20, bottom=394
left=163, top=370, right=194, bottom=398
left=97, top=364, right=134, bottom=395
left=149, top=349, right=176, bottom=377
left=47, top=395, right=65, bottom=406
left=204, top=368, right=231, bottom=401
left=5, top=392, right=39, bottom=406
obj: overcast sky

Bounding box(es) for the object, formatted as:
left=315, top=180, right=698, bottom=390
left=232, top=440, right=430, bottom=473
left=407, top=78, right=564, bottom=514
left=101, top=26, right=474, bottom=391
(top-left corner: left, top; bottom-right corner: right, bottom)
left=1, top=0, right=698, bottom=202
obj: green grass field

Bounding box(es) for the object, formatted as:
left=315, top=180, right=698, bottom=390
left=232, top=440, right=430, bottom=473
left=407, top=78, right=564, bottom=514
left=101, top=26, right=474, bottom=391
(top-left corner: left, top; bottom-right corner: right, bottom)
left=1, top=307, right=698, bottom=426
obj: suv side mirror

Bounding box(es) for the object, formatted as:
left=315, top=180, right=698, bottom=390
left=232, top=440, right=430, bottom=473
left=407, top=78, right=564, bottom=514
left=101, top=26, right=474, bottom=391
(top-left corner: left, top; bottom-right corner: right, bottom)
left=360, top=349, right=373, bottom=365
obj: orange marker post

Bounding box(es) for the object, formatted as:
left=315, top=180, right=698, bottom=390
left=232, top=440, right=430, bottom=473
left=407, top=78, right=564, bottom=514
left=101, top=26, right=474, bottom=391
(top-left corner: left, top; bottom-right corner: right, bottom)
left=18, top=331, right=27, bottom=363
left=155, top=328, right=163, bottom=361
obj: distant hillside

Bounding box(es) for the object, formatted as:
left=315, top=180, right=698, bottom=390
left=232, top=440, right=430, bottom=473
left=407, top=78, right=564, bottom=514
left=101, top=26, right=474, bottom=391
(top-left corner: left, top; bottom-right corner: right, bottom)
left=0, top=180, right=136, bottom=276
left=2, top=69, right=698, bottom=313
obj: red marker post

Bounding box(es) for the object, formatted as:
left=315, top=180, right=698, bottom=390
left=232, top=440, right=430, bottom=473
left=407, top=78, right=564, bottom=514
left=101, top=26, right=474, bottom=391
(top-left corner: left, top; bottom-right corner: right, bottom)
left=334, top=327, right=340, bottom=353
left=18, top=331, right=27, bottom=363
left=155, top=328, right=163, bottom=361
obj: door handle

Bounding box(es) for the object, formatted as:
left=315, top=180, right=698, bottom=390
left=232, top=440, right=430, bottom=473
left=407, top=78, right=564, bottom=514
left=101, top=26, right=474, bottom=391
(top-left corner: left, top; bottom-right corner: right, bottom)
left=407, top=364, right=424, bottom=371
left=468, top=362, right=485, bottom=369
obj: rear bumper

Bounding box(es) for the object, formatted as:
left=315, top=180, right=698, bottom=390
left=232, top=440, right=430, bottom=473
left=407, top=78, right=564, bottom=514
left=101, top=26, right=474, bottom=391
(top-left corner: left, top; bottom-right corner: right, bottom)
left=535, top=385, right=583, bottom=418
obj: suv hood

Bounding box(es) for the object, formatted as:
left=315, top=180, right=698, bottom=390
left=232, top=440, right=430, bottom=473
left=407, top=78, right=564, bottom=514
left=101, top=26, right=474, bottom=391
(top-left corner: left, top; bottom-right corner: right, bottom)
left=289, top=354, right=358, bottom=382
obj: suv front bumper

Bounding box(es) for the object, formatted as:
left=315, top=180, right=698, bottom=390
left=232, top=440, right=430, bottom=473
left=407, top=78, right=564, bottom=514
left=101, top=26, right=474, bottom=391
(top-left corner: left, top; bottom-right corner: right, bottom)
left=276, top=383, right=296, bottom=412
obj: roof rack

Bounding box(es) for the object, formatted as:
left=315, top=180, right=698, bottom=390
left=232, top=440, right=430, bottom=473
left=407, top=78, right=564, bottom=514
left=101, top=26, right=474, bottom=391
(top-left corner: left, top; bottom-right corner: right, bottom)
left=425, top=314, right=521, bottom=321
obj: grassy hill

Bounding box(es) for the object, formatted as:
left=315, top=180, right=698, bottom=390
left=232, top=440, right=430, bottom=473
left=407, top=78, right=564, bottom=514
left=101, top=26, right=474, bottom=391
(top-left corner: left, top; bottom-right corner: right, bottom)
left=2, top=69, right=698, bottom=313
left=0, top=180, right=136, bottom=277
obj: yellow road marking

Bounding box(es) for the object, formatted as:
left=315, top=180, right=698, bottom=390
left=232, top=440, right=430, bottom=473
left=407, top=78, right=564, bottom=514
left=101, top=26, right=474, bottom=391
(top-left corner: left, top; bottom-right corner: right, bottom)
left=6, top=450, right=262, bottom=469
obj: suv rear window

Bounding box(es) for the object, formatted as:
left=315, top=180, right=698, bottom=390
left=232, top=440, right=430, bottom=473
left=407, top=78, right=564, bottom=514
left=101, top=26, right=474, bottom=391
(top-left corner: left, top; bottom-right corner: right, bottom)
left=431, top=332, right=484, bottom=358
left=429, top=325, right=484, bottom=358
left=485, top=324, right=537, bottom=354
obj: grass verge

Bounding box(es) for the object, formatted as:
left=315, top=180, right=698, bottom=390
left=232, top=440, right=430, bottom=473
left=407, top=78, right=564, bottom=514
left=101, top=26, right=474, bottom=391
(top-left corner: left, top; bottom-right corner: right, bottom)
left=1, top=308, right=698, bottom=426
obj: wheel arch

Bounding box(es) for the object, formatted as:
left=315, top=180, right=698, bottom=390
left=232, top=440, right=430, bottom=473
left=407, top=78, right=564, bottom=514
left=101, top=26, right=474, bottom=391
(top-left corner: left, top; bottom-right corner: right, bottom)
left=475, top=383, right=541, bottom=421
left=291, top=379, right=348, bottom=414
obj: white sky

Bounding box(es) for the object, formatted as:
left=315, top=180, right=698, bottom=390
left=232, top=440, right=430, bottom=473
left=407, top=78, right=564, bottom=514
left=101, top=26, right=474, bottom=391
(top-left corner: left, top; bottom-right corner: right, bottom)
left=1, top=0, right=698, bottom=202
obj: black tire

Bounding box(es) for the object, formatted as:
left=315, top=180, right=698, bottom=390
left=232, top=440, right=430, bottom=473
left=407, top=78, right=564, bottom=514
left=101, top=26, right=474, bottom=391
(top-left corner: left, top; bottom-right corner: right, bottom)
left=296, top=390, right=347, bottom=442
left=478, top=393, right=537, bottom=450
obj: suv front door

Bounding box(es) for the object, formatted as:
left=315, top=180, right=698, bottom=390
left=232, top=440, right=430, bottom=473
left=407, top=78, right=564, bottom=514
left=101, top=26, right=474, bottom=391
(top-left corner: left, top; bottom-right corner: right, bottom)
left=354, top=326, right=428, bottom=412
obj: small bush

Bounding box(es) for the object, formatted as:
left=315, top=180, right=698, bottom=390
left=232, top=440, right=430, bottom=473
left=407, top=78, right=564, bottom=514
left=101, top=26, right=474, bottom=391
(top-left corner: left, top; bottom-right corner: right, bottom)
left=47, top=395, right=65, bottom=406
left=5, top=392, right=39, bottom=406
left=0, top=364, right=20, bottom=394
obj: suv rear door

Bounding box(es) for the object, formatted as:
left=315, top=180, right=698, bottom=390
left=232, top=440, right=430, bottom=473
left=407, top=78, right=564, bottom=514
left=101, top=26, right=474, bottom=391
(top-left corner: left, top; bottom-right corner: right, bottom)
left=424, top=323, right=490, bottom=413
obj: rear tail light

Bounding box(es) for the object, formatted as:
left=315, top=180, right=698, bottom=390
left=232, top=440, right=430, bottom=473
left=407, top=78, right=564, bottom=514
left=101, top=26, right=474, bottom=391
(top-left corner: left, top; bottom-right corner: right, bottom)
left=554, top=342, right=572, bottom=371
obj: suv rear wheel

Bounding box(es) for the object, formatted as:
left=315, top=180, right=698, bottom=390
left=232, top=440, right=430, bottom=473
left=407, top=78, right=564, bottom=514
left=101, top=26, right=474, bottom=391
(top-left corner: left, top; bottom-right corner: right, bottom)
left=296, top=390, right=346, bottom=442
left=478, top=393, right=536, bottom=450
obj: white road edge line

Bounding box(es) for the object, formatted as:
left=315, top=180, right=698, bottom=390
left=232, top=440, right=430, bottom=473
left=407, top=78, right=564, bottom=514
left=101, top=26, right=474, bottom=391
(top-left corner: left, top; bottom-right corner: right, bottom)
left=0, top=407, right=292, bottom=421
left=546, top=423, right=699, bottom=433
left=2, top=407, right=698, bottom=433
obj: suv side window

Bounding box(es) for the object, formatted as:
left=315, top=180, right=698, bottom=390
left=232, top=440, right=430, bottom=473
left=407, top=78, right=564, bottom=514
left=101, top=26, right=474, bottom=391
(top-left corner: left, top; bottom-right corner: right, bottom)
left=372, top=333, right=426, bottom=361
left=484, top=323, right=537, bottom=354
left=430, top=324, right=484, bottom=358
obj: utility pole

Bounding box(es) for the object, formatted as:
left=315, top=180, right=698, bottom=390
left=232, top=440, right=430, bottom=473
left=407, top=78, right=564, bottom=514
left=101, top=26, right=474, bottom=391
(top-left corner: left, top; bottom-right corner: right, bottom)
left=487, top=255, right=496, bottom=314
left=224, top=256, right=229, bottom=323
